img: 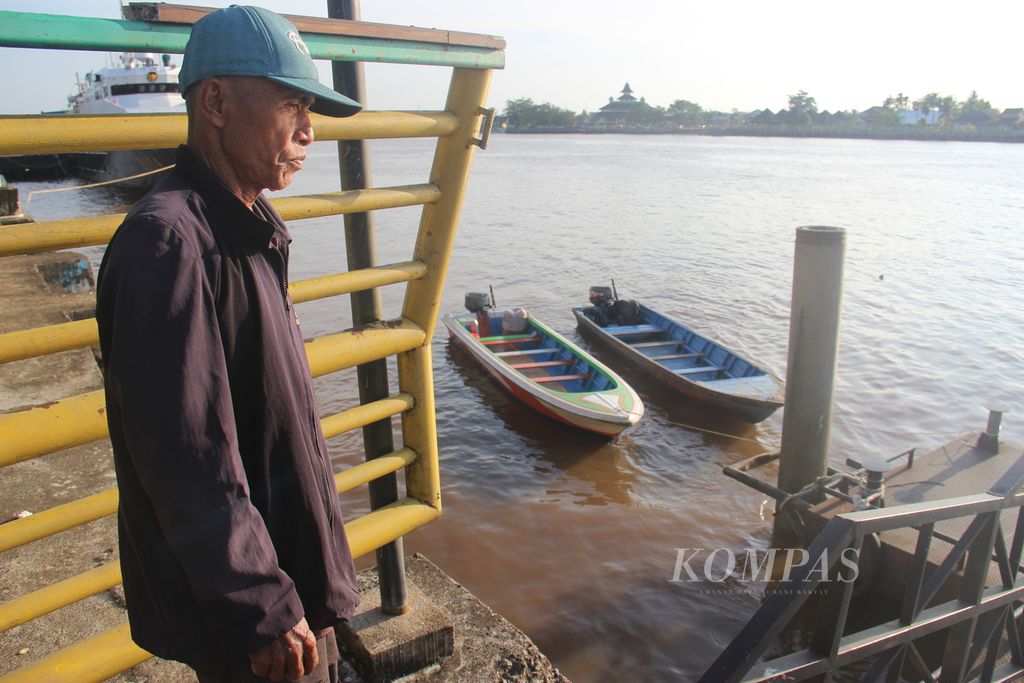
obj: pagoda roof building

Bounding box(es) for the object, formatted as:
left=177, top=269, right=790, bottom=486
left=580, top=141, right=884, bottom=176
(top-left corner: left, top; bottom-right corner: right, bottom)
left=589, top=83, right=645, bottom=125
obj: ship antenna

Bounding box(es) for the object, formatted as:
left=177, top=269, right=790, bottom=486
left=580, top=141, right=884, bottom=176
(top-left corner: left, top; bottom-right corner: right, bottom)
left=488, top=284, right=496, bottom=309
left=611, top=278, right=619, bottom=300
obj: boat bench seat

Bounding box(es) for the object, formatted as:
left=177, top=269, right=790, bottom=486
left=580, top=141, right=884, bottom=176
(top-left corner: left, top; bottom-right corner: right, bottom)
left=673, top=365, right=723, bottom=376
left=606, top=324, right=660, bottom=336
left=698, top=375, right=779, bottom=398
left=481, top=334, right=541, bottom=346
left=532, top=373, right=590, bottom=384
left=650, top=352, right=703, bottom=361
left=494, top=347, right=557, bottom=357
left=511, top=360, right=573, bottom=370
left=631, top=340, right=679, bottom=348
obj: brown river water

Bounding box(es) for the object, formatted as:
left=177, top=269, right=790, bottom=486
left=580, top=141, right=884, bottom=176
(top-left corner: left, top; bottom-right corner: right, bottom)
left=23, top=133, right=1024, bottom=681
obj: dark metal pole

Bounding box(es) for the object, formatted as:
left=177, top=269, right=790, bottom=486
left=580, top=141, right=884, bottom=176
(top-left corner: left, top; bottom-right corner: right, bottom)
left=327, top=0, right=407, bottom=615
left=977, top=406, right=1006, bottom=454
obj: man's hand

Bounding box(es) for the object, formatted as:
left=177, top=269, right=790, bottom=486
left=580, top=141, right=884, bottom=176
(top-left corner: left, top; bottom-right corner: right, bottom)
left=249, top=616, right=319, bottom=681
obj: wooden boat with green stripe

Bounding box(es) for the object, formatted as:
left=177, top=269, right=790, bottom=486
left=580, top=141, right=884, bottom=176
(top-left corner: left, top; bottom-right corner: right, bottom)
left=443, top=307, right=644, bottom=438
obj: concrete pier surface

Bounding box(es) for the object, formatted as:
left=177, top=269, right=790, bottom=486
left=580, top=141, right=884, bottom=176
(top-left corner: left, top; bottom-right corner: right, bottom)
left=350, top=555, right=569, bottom=683
left=0, top=249, right=195, bottom=681
left=0, top=250, right=568, bottom=681
left=806, top=426, right=1024, bottom=528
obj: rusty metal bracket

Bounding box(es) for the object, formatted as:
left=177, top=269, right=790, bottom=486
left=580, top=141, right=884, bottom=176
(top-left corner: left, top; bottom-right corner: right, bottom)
left=468, top=107, right=495, bottom=150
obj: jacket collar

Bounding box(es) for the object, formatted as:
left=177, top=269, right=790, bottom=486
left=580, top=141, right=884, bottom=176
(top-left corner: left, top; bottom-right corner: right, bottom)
left=174, top=145, right=291, bottom=248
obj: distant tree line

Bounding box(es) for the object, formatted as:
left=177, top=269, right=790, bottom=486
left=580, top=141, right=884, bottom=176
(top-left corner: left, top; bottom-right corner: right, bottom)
left=503, top=98, right=579, bottom=128
left=780, top=89, right=1000, bottom=126
left=502, top=89, right=1015, bottom=131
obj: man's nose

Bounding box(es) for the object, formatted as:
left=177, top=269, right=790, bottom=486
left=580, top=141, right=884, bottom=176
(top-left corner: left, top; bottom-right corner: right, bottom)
left=296, top=112, right=314, bottom=146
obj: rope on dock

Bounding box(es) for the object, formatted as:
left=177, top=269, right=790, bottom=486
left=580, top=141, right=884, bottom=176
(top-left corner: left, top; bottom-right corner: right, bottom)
left=777, top=475, right=835, bottom=512
left=23, top=164, right=176, bottom=210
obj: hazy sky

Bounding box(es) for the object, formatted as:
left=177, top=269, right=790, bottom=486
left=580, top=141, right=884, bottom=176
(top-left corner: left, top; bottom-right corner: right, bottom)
left=1, top=0, right=1021, bottom=115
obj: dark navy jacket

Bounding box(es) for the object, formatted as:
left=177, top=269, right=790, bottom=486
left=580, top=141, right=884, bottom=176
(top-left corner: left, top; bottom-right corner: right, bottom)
left=96, top=145, right=358, bottom=667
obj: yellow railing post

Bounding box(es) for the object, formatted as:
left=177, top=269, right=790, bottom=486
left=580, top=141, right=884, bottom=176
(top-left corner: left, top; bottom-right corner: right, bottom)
left=398, top=346, right=441, bottom=508
left=399, top=67, right=492, bottom=510
left=402, top=68, right=493, bottom=339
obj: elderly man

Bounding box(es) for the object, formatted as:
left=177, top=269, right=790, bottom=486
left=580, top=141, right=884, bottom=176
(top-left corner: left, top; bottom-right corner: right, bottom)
left=96, top=7, right=361, bottom=682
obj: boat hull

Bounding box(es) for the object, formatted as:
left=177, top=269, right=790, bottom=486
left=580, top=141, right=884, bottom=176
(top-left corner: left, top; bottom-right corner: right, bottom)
left=444, top=310, right=643, bottom=438
left=0, top=154, right=70, bottom=181
left=65, top=148, right=176, bottom=190
left=0, top=149, right=175, bottom=191
left=573, top=305, right=783, bottom=423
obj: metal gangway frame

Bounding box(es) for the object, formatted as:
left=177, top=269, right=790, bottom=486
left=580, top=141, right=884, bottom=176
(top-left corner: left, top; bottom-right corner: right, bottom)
left=0, top=4, right=504, bottom=681
left=701, top=456, right=1024, bottom=682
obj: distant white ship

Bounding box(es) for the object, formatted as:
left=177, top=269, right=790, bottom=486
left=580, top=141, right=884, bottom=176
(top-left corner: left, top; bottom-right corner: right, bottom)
left=70, top=52, right=187, bottom=115
left=65, top=53, right=186, bottom=188
left=1, top=53, right=184, bottom=187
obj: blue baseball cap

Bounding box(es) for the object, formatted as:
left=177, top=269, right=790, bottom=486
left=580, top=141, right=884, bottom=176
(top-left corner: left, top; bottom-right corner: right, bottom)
left=179, top=5, right=361, bottom=118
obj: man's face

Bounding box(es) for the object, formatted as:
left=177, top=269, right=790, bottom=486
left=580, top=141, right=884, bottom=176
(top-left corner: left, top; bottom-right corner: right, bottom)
left=221, top=77, right=315, bottom=195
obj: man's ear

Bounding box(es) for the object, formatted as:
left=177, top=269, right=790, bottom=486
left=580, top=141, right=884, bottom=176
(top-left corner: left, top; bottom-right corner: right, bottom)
left=194, top=78, right=229, bottom=129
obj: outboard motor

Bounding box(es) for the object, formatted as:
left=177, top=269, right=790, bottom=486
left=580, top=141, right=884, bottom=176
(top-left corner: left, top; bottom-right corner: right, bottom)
left=464, top=291, right=493, bottom=337
left=583, top=286, right=615, bottom=327
left=464, top=291, right=492, bottom=313
left=589, top=286, right=613, bottom=306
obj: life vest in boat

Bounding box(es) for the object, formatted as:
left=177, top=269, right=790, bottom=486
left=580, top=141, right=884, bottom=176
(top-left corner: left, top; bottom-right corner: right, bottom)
left=476, top=311, right=490, bottom=337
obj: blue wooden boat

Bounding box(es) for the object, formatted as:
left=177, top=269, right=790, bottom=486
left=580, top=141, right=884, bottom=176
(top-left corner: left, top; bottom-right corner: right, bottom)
left=572, top=294, right=784, bottom=422
left=443, top=293, right=644, bottom=438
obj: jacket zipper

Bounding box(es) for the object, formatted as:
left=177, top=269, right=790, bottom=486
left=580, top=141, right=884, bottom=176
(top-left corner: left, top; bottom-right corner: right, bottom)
left=305, top=382, right=336, bottom=529
left=269, top=237, right=335, bottom=528
left=269, top=235, right=291, bottom=312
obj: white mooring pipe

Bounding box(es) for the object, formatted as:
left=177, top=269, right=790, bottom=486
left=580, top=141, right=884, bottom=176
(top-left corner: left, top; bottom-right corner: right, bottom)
left=777, top=226, right=847, bottom=497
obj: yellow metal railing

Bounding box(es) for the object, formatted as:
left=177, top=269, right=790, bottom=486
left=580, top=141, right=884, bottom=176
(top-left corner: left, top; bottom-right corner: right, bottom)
left=0, top=445, right=422, bottom=633
left=0, top=111, right=459, bottom=155
left=0, top=183, right=442, bottom=256
left=0, top=260, right=428, bottom=363
left=0, top=4, right=499, bottom=682
left=0, top=318, right=427, bottom=467
left=0, top=393, right=416, bottom=554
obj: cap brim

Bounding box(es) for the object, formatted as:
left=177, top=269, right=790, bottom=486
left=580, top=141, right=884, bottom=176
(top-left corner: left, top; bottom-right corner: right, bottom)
left=268, top=75, right=362, bottom=118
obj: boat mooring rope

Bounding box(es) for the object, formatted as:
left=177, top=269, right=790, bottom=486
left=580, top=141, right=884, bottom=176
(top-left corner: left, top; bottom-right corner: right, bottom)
left=23, top=164, right=176, bottom=211
left=663, top=419, right=770, bottom=445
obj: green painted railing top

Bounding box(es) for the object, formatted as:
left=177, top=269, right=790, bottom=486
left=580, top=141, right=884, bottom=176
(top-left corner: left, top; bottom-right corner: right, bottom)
left=0, top=11, right=505, bottom=70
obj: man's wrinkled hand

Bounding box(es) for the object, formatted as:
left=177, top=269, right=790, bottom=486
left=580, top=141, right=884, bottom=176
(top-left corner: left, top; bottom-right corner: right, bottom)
left=249, top=616, right=318, bottom=681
